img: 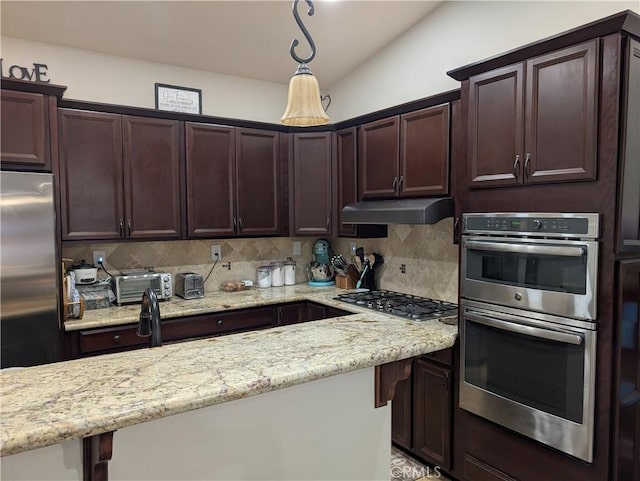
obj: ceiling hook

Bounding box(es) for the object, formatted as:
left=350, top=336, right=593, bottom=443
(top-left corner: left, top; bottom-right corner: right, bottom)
left=289, top=0, right=316, bottom=65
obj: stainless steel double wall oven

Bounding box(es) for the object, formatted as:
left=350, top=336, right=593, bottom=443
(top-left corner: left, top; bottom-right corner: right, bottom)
left=459, top=213, right=599, bottom=462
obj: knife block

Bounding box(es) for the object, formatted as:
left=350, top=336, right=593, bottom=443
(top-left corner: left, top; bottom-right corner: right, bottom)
left=335, top=275, right=356, bottom=289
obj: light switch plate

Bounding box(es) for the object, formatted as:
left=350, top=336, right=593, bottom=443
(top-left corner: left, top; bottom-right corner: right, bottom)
left=293, top=241, right=301, bottom=256
left=350, top=242, right=357, bottom=255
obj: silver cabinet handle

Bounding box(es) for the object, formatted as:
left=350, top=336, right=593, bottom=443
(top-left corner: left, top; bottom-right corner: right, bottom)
left=398, top=175, right=404, bottom=194
left=238, top=217, right=243, bottom=232
left=464, top=240, right=586, bottom=257
left=119, top=219, right=124, bottom=237
left=217, top=320, right=223, bottom=327
left=524, top=153, right=531, bottom=178
left=466, top=312, right=583, bottom=345
left=233, top=218, right=237, bottom=232
left=392, top=176, right=398, bottom=195
left=512, top=154, right=520, bottom=179
left=127, top=219, right=132, bottom=237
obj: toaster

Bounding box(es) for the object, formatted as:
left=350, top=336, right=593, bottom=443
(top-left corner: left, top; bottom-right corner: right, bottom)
left=175, top=272, right=205, bottom=299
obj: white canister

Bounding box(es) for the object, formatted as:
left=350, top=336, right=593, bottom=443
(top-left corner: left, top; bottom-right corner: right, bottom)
left=257, top=265, right=272, bottom=288
left=271, top=261, right=284, bottom=287
left=284, top=260, right=296, bottom=285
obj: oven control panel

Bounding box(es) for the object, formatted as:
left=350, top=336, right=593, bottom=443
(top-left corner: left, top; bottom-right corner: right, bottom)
left=463, top=213, right=599, bottom=238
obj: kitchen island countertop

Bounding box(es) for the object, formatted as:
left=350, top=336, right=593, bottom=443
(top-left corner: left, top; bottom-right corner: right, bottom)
left=1, top=285, right=457, bottom=457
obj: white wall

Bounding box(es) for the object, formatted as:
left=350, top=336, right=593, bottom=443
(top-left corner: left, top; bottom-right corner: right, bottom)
left=0, top=36, right=288, bottom=124
left=329, top=1, right=639, bottom=120
left=2, top=1, right=638, bottom=122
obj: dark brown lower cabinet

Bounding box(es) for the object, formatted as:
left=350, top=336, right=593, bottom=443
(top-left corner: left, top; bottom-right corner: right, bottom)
left=65, top=306, right=274, bottom=358
left=275, top=302, right=350, bottom=326
left=413, top=358, right=452, bottom=469
left=66, top=302, right=352, bottom=358
left=613, top=258, right=640, bottom=481
left=392, top=348, right=454, bottom=473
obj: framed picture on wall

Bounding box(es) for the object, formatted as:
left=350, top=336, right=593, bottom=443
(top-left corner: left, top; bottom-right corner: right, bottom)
left=155, top=83, right=202, bottom=114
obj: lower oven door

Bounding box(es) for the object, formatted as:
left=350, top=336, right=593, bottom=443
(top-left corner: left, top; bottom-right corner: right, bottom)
left=459, top=300, right=597, bottom=462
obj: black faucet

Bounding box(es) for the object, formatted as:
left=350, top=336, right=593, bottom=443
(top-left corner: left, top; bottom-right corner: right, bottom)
left=137, top=288, right=162, bottom=347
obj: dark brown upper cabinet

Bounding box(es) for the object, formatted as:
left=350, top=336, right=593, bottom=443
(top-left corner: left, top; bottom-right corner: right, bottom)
left=290, top=132, right=333, bottom=236
left=335, top=127, right=388, bottom=238
left=359, top=104, right=450, bottom=199
left=336, top=127, right=358, bottom=236
left=235, top=128, right=282, bottom=236
left=186, top=124, right=283, bottom=238
left=468, top=40, right=598, bottom=188
left=1, top=90, right=51, bottom=171
left=616, top=38, right=640, bottom=254
left=58, top=110, right=183, bottom=240
left=185, top=123, right=236, bottom=237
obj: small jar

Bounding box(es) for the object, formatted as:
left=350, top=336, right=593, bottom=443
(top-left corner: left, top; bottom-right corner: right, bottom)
left=257, top=265, right=272, bottom=288
left=271, top=261, right=284, bottom=287
left=284, top=260, right=296, bottom=285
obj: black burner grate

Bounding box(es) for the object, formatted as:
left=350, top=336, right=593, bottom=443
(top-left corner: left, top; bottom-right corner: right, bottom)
left=334, top=289, right=458, bottom=322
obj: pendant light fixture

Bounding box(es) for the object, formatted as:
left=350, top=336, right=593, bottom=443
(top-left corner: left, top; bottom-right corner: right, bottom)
left=281, top=0, right=330, bottom=126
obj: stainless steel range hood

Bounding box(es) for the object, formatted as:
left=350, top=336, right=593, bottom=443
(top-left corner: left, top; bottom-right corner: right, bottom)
left=341, top=197, right=453, bottom=225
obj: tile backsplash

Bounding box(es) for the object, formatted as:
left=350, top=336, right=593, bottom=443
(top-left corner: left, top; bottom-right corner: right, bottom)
left=331, top=218, right=459, bottom=303
left=62, top=218, right=458, bottom=302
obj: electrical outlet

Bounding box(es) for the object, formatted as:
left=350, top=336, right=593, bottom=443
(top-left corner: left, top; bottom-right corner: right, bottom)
left=92, top=250, right=106, bottom=266
left=350, top=242, right=357, bottom=255
left=293, top=241, right=301, bottom=256
left=211, top=245, right=222, bottom=261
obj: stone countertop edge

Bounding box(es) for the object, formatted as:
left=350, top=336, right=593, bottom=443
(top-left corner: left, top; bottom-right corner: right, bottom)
left=1, top=285, right=458, bottom=457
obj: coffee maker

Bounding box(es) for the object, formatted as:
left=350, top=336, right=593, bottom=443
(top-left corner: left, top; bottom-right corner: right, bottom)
left=307, top=239, right=335, bottom=287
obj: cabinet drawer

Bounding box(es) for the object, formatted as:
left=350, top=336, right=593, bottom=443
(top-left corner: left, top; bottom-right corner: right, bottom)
left=79, top=325, right=145, bottom=354
left=213, top=307, right=274, bottom=334
left=464, top=454, right=518, bottom=481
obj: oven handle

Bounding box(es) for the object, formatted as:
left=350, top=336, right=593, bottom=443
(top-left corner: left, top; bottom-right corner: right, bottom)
left=466, top=312, right=584, bottom=345
left=464, top=240, right=586, bottom=257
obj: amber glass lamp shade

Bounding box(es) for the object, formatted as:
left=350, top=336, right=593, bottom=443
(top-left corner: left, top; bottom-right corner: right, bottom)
left=281, top=64, right=330, bottom=126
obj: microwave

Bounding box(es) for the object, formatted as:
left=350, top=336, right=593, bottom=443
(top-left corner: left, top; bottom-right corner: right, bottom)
left=111, top=271, right=172, bottom=305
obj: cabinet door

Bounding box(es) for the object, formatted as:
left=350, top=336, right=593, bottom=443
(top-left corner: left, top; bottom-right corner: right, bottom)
left=235, top=128, right=281, bottom=236
left=613, top=259, right=640, bottom=481
left=413, top=358, right=451, bottom=469
left=617, top=38, right=640, bottom=254
left=185, top=123, right=236, bottom=237
left=524, top=40, right=598, bottom=184
left=392, top=375, right=412, bottom=450
left=58, top=109, right=124, bottom=240
left=1, top=90, right=50, bottom=170
left=122, top=116, right=183, bottom=239
left=336, top=128, right=358, bottom=236
left=291, top=132, right=333, bottom=236
left=400, top=104, right=450, bottom=196
left=359, top=116, right=400, bottom=199
left=468, top=64, right=524, bottom=188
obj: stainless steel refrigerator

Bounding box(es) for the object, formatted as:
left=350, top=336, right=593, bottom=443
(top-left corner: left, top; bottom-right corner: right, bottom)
left=1, top=171, right=61, bottom=367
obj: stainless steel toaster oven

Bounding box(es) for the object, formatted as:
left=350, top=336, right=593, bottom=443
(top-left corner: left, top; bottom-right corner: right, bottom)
left=111, top=270, right=172, bottom=305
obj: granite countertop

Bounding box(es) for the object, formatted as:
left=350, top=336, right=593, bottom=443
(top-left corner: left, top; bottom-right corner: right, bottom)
left=1, top=285, right=458, bottom=457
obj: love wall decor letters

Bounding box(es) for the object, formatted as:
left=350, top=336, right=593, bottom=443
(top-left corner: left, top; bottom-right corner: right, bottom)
left=0, top=59, right=50, bottom=83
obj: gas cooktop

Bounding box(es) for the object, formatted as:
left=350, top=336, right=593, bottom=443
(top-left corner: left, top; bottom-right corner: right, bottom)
left=334, top=290, right=458, bottom=323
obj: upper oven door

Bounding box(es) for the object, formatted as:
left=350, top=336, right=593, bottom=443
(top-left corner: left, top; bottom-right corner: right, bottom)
left=461, top=236, right=598, bottom=320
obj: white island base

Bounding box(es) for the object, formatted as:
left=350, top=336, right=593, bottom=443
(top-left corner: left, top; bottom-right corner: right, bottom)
left=1, top=367, right=392, bottom=480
